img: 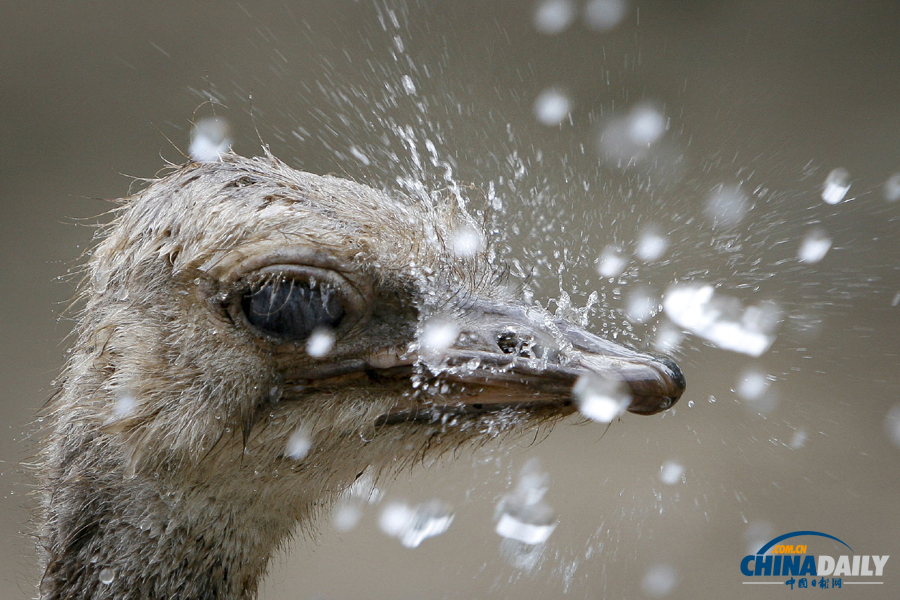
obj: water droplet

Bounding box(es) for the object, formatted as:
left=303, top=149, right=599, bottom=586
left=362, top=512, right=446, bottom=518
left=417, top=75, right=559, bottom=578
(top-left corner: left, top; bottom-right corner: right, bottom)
left=652, top=321, right=684, bottom=354
left=635, top=226, right=669, bottom=262
left=533, top=87, right=572, bottom=126
left=379, top=500, right=454, bottom=548
left=348, top=145, right=371, bottom=166
left=420, top=318, right=460, bottom=353
left=495, top=459, right=557, bottom=570
left=534, top=0, right=576, bottom=35
left=704, top=184, right=749, bottom=229
left=332, top=501, right=364, bottom=532
left=663, top=284, right=778, bottom=357
left=659, top=460, right=684, bottom=485
left=884, top=404, right=900, bottom=449
left=495, top=511, right=557, bottom=545
left=641, top=564, right=678, bottom=597
left=735, top=368, right=779, bottom=415
left=624, top=287, right=658, bottom=324
left=596, top=103, right=667, bottom=167
left=596, top=244, right=629, bottom=278
left=822, top=167, right=851, bottom=204
left=745, top=520, right=773, bottom=555
left=401, top=74, right=416, bottom=95
left=189, top=117, right=232, bottom=162
left=98, top=568, right=115, bottom=585
left=736, top=369, right=770, bottom=401
left=582, top=0, right=628, bottom=31
left=789, top=429, right=807, bottom=449
left=112, top=390, right=137, bottom=420
left=627, top=104, right=667, bottom=146
left=285, top=427, right=313, bottom=460
left=450, top=225, right=484, bottom=258
left=573, top=373, right=629, bottom=423
left=306, top=327, right=335, bottom=357
left=798, top=228, right=832, bottom=264
left=883, top=173, right=900, bottom=202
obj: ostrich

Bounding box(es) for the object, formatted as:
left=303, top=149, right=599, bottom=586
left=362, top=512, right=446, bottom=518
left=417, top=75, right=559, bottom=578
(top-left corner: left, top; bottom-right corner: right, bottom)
left=37, top=153, right=685, bottom=599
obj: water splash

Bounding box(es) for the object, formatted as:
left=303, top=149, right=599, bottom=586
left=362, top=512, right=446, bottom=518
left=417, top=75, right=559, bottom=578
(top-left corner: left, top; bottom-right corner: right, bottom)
left=663, top=284, right=779, bottom=357
left=379, top=499, right=455, bottom=548
left=495, top=459, right=558, bottom=570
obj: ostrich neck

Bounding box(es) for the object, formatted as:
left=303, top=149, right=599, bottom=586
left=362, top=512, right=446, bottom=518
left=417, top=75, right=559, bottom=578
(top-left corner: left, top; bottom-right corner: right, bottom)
left=39, top=436, right=310, bottom=600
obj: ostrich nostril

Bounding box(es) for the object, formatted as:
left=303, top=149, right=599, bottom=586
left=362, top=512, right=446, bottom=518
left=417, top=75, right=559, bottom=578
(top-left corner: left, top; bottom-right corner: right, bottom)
left=497, top=331, right=520, bottom=354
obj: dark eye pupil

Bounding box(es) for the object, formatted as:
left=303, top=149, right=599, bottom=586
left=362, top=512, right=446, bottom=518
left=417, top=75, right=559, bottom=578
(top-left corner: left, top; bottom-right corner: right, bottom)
left=241, top=279, right=344, bottom=341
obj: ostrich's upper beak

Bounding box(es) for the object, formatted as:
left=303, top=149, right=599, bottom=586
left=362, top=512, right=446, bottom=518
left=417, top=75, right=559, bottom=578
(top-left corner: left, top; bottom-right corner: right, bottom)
left=377, top=300, right=685, bottom=423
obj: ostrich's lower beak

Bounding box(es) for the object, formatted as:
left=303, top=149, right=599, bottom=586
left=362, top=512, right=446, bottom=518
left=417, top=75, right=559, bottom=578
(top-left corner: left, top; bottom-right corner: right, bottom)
left=381, top=302, right=685, bottom=423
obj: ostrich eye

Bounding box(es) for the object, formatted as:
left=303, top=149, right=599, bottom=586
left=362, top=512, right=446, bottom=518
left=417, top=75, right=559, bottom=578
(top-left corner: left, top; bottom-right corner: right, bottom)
left=240, top=278, right=345, bottom=342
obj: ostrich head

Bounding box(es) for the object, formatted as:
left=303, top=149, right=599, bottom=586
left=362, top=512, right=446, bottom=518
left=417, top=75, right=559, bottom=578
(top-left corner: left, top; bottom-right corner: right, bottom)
left=37, top=153, right=684, bottom=599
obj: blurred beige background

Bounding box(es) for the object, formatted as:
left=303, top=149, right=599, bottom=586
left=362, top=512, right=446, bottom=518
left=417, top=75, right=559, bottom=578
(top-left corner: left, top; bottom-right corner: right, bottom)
left=2, top=1, right=899, bottom=598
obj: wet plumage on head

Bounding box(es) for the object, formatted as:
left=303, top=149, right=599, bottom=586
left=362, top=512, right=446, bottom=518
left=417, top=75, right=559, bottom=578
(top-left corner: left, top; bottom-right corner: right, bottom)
left=37, top=152, right=684, bottom=599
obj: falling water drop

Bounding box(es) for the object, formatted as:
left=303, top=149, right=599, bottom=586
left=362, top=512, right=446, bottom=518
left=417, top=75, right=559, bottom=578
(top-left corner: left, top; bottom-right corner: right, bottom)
left=821, top=167, right=851, bottom=204
left=379, top=500, right=455, bottom=548
left=596, top=244, right=629, bottom=278
left=704, top=184, right=749, bottom=229
left=533, top=87, right=572, bottom=126
left=884, top=405, right=900, bottom=448
left=635, top=226, right=669, bottom=262
left=883, top=173, right=900, bottom=202
left=798, top=228, right=832, bottom=264
left=641, top=564, right=678, bottom=597
left=534, top=0, right=576, bottom=35
left=582, top=0, right=628, bottom=31
left=189, top=117, right=232, bottom=162
left=659, top=461, right=684, bottom=485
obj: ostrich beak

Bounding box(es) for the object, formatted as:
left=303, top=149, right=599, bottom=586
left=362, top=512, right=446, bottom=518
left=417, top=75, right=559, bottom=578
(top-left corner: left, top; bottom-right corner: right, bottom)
left=380, top=301, right=685, bottom=423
